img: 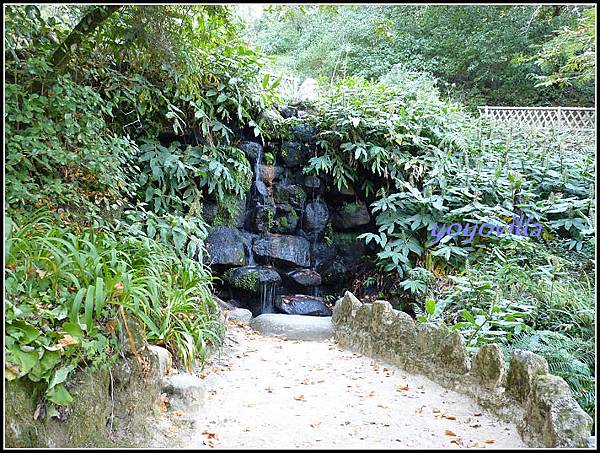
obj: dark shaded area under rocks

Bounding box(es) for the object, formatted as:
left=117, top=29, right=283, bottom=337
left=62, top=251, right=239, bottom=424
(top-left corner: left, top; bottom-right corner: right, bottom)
left=199, top=104, right=379, bottom=317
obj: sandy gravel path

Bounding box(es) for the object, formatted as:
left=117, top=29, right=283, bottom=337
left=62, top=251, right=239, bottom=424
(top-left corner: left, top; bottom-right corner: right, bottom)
left=154, top=321, right=526, bottom=449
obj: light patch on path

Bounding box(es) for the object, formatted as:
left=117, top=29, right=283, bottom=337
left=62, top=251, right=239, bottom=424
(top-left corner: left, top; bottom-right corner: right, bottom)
left=154, top=321, right=526, bottom=449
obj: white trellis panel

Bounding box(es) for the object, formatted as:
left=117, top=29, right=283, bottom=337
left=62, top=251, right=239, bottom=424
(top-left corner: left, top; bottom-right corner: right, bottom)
left=478, top=106, right=596, bottom=131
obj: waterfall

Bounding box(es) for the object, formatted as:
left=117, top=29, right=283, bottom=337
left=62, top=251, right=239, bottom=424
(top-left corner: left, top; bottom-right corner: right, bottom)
left=259, top=280, right=276, bottom=314
left=254, top=146, right=263, bottom=184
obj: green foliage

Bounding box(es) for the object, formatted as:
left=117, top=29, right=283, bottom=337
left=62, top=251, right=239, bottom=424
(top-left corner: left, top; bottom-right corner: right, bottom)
left=508, top=330, right=595, bottom=421
left=526, top=7, right=596, bottom=89
left=5, top=212, right=223, bottom=409
left=250, top=5, right=593, bottom=107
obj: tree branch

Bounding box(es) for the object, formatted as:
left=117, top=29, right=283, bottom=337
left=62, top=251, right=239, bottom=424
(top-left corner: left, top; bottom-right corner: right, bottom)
left=51, top=5, right=121, bottom=72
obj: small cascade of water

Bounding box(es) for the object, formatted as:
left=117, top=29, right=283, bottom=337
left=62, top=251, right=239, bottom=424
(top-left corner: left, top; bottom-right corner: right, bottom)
left=254, top=147, right=263, bottom=184
left=245, top=241, right=255, bottom=266
left=259, top=280, right=276, bottom=314
left=313, top=285, right=321, bottom=297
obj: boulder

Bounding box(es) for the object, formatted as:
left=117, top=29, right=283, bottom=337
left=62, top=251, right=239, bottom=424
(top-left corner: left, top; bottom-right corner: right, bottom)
left=279, top=105, right=298, bottom=119
left=223, top=265, right=281, bottom=293
left=506, top=349, right=549, bottom=403
left=250, top=314, right=333, bottom=341
left=435, top=330, right=470, bottom=374
left=273, top=205, right=300, bottom=234
left=204, top=227, right=247, bottom=266
left=162, top=374, right=207, bottom=415
left=332, top=201, right=370, bottom=229
left=227, top=308, right=253, bottom=323
left=273, top=184, right=306, bottom=210
left=287, top=269, right=322, bottom=287
left=302, top=200, right=329, bottom=233
left=524, top=374, right=593, bottom=447
left=239, top=141, right=263, bottom=164
left=292, top=123, right=317, bottom=142
left=148, top=345, right=172, bottom=379
left=276, top=295, right=332, bottom=316
left=251, top=205, right=275, bottom=233
left=281, top=141, right=305, bottom=167
left=471, top=344, right=505, bottom=389
left=253, top=233, right=311, bottom=267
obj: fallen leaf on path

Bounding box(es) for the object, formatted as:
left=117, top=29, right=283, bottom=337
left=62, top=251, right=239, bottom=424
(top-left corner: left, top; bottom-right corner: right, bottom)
left=415, top=405, right=425, bottom=414
left=445, top=430, right=457, bottom=436
left=294, top=394, right=305, bottom=401
left=484, top=439, right=495, bottom=444
left=432, top=407, right=442, bottom=414
left=443, top=414, right=457, bottom=420
left=396, top=384, right=409, bottom=391
left=173, top=410, right=185, bottom=417
left=202, top=431, right=218, bottom=439
left=310, top=421, right=321, bottom=428
left=450, top=437, right=461, bottom=445
left=473, top=412, right=482, bottom=416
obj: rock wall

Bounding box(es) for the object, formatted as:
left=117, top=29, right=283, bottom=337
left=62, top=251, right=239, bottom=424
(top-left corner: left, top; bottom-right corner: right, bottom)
left=202, top=105, right=376, bottom=317
left=332, top=291, right=593, bottom=448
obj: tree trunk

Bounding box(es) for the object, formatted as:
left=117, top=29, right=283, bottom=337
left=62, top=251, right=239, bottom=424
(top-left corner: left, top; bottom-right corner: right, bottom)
left=51, top=5, right=121, bottom=72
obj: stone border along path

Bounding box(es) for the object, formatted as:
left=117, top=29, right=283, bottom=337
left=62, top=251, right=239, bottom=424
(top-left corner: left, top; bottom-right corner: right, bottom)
left=151, top=319, right=527, bottom=449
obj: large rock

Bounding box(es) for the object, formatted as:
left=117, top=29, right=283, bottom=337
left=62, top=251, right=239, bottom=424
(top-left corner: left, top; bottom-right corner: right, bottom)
left=286, top=269, right=322, bottom=287
left=276, top=295, right=332, bottom=316
left=239, top=141, right=263, bottom=164
left=523, top=374, right=593, bottom=447
left=302, top=200, right=329, bottom=233
left=227, top=308, right=253, bottom=323
left=205, top=227, right=247, bottom=266
left=223, top=265, right=281, bottom=293
left=292, top=123, right=317, bottom=142
left=253, top=233, right=311, bottom=267
left=506, top=349, right=549, bottom=403
left=259, top=165, right=284, bottom=186
left=250, top=314, right=333, bottom=341
left=162, top=374, right=207, bottom=415
left=281, top=141, right=305, bottom=167
left=273, top=205, right=300, bottom=234
left=471, top=344, right=505, bottom=389
left=273, top=184, right=306, bottom=210
left=332, top=201, right=370, bottom=229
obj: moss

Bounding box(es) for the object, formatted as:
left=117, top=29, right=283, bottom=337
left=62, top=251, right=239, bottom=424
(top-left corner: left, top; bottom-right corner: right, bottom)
left=213, top=194, right=245, bottom=227
left=224, top=269, right=260, bottom=293
left=278, top=216, right=289, bottom=228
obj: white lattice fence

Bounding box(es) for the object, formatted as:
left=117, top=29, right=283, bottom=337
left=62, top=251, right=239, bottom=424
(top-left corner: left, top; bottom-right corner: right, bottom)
left=478, top=106, right=596, bottom=131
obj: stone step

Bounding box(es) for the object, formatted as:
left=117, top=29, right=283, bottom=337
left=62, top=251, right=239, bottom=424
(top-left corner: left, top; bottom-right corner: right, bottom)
left=250, top=313, right=333, bottom=341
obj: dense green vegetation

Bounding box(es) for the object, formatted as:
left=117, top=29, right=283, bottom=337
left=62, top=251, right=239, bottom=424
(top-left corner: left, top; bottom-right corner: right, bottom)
left=250, top=5, right=595, bottom=107
left=4, top=4, right=278, bottom=408
left=3, top=4, right=595, bottom=424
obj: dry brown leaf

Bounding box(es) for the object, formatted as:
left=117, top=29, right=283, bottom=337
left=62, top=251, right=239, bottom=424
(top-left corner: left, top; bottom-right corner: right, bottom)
left=202, top=431, right=218, bottom=439
left=443, top=414, right=457, bottom=421
left=415, top=405, right=425, bottom=414
left=59, top=334, right=78, bottom=347
left=396, top=384, right=409, bottom=392
left=473, top=412, right=482, bottom=416
left=173, top=410, right=185, bottom=417
left=310, top=421, right=321, bottom=428
left=294, top=394, right=305, bottom=401
left=484, top=439, right=495, bottom=444
left=432, top=407, right=442, bottom=414
left=445, top=430, right=457, bottom=436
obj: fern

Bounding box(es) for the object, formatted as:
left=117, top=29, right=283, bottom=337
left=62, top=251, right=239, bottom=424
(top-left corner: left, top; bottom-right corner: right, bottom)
left=507, top=330, right=595, bottom=420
